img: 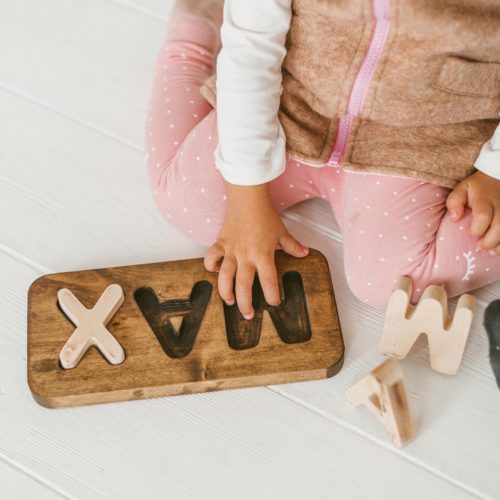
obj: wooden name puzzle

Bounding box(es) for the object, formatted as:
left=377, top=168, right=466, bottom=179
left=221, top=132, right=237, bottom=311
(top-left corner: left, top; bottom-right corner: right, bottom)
left=379, top=277, right=476, bottom=375
left=484, top=300, right=500, bottom=389
left=27, top=249, right=344, bottom=408
left=346, top=359, right=416, bottom=448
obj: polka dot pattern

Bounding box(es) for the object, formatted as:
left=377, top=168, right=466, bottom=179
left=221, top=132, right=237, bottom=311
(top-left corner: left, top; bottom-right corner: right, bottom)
left=145, top=18, right=500, bottom=308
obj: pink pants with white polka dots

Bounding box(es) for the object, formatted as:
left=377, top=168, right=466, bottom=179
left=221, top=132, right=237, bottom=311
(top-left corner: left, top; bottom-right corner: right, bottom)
left=145, top=15, right=500, bottom=309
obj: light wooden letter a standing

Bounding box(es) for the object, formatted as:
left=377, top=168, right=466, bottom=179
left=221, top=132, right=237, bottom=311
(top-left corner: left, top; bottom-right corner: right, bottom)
left=380, top=277, right=476, bottom=375
left=58, top=284, right=126, bottom=369
left=346, top=360, right=415, bottom=448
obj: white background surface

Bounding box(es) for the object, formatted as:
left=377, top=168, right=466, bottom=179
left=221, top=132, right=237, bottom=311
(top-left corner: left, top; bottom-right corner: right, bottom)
left=1, top=1, right=499, bottom=498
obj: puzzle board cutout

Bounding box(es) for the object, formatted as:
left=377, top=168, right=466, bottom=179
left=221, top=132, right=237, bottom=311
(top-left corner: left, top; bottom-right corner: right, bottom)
left=28, top=249, right=344, bottom=408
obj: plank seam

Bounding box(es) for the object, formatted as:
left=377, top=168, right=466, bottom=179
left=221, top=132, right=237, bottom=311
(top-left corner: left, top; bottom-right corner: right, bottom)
left=283, top=211, right=343, bottom=243
left=0, top=243, right=51, bottom=275
left=266, top=385, right=491, bottom=500
left=0, top=452, right=75, bottom=500
left=0, top=84, right=143, bottom=154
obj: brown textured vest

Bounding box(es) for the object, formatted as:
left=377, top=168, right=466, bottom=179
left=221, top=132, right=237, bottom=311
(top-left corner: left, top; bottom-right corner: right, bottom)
left=201, top=0, right=500, bottom=188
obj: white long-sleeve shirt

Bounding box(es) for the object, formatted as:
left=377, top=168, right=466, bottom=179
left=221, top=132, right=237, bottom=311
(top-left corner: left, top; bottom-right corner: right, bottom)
left=214, top=0, right=500, bottom=186
left=474, top=121, right=500, bottom=180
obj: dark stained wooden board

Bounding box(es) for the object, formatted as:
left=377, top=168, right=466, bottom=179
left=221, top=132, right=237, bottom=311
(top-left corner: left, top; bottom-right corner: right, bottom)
left=27, top=249, right=344, bottom=408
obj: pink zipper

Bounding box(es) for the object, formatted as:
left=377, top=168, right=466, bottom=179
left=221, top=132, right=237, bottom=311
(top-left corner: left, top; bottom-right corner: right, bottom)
left=327, top=0, right=390, bottom=167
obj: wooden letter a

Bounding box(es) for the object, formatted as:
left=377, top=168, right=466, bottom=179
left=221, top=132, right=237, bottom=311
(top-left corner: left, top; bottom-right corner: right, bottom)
left=346, top=360, right=415, bottom=448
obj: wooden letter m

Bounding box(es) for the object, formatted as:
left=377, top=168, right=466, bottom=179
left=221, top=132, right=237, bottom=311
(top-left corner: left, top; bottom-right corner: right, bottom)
left=379, top=277, right=476, bottom=375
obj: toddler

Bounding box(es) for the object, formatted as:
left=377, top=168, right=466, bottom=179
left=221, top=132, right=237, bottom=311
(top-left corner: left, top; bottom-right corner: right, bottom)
left=146, top=0, right=500, bottom=318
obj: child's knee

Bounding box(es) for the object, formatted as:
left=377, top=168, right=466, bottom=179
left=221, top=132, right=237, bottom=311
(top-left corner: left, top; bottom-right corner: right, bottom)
left=345, top=261, right=400, bottom=309
left=345, top=258, right=458, bottom=309
left=153, top=182, right=224, bottom=247
left=346, top=278, right=392, bottom=310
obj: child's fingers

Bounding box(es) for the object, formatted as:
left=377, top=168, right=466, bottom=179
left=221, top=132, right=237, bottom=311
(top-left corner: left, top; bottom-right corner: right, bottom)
left=256, top=258, right=280, bottom=307
left=446, top=183, right=467, bottom=221
left=235, top=263, right=255, bottom=320
left=279, top=232, right=309, bottom=258
left=204, top=242, right=224, bottom=272
left=478, top=214, right=500, bottom=251
left=218, top=255, right=237, bottom=305
left=470, top=199, right=493, bottom=238
left=493, top=244, right=500, bottom=256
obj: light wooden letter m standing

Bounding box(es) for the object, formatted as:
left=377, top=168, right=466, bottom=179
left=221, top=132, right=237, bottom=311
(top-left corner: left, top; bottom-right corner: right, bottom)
left=379, top=277, right=476, bottom=375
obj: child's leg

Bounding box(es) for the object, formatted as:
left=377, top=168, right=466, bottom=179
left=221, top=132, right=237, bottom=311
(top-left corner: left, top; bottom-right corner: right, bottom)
left=145, top=12, right=324, bottom=245
left=146, top=13, right=220, bottom=196
left=338, top=172, right=500, bottom=308
left=149, top=108, right=325, bottom=246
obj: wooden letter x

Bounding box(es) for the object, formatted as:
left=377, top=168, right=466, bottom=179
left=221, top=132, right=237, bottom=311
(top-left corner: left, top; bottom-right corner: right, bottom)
left=346, top=360, right=415, bottom=448
left=379, top=276, right=476, bottom=375
left=58, top=284, right=125, bottom=369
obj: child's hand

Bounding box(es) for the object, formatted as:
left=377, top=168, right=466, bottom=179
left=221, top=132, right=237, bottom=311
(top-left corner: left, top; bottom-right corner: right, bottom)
left=204, top=182, right=309, bottom=319
left=446, top=170, right=500, bottom=255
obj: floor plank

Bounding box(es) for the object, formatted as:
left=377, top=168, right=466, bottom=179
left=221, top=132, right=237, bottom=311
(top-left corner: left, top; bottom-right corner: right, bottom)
left=0, top=255, right=477, bottom=500
left=1, top=0, right=499, bottom=498
left=0, top=0, right=167, bottom=148
left=0, top=459, right=69, bottom=500
left=0, top=89, right=204, bottom=271
left=280, top=212, right=500, bottom=499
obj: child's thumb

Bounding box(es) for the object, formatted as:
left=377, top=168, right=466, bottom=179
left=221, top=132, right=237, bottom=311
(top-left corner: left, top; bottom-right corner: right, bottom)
left=446, top=183, right=468, bottom=222
left=279, top=232, right=309, bottom=258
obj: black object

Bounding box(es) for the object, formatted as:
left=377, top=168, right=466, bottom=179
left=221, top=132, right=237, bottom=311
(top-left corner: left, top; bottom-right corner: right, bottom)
left=484, top=300, right=500, bottom=389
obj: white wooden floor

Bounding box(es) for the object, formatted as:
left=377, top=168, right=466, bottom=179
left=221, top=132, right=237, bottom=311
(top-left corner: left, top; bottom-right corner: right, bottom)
left=1, top=1, right=500, bottom=498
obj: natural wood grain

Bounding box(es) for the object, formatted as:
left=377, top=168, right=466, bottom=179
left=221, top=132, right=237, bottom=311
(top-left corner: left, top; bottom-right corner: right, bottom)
left=1, top=0, right=500, bottom=496
left=0, top=239, right=485, bottom=500
left=28, top=250, right=344, bottom=408
left=380, top=277, right=476, bottom=375
left=58, top=284, right=126, bottom=368
left=269, top=216, right=500, bottom=498
left=346, top=360, right=416, bottom=448
left=0, top=252, right=480, bottom=500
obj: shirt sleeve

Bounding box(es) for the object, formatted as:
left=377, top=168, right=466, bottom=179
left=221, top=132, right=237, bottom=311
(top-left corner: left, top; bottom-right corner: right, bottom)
left=474, top=117, right=500, bottom=181
left=214, top=0, right=292, bottom=186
